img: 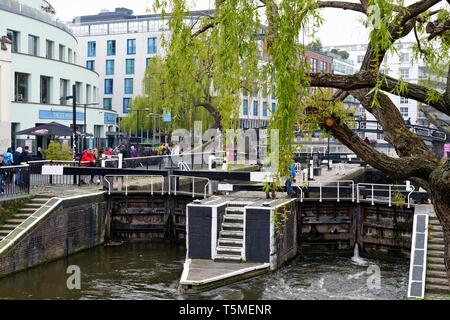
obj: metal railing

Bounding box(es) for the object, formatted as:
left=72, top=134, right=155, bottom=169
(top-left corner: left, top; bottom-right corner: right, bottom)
left=299, top=180, right=355, bottom=203
left=0, top=164, right=30, bottom=198
left=356, top=183, right=416, bottom=208
left=103, top=175, right=165, bottom=196
left=168, top=175, right=211, bottom=198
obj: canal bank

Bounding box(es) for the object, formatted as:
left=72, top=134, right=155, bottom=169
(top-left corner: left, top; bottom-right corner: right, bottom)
left=0, top=242, right=409, bottom=300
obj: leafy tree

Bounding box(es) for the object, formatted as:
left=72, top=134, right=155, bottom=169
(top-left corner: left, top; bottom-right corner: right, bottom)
left=42, top=141, right=72, bottom=160
left=307, top=38, right=323, bottom=52
left=148, top=0, right=450, bottom=281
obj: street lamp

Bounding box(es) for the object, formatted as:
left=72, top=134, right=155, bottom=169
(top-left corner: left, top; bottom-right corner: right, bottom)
left=61, top=84, right=77, bottom=160
left=146, top=113, right=164, bottom=147
left=76, top=102, right=99, bottom=150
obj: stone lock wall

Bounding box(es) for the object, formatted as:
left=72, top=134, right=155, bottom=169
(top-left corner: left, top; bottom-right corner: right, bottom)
left=0, top=194, right=107, bottom=278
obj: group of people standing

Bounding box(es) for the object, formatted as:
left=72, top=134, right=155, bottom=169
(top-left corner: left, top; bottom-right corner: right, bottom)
left=0, top=146, right=34, bottom=193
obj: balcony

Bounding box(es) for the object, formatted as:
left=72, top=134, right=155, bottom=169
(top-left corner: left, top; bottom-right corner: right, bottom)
left=0, top=0, right=73, bottom=35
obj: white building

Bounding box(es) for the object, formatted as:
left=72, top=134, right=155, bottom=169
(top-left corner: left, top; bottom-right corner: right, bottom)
left=323, top=42, right=438, bottom=127
left=70, top=7, right=275, bottom=131
left=0, top=35, right=12, bottom=151
left=0, top=0, right=118, bottom=153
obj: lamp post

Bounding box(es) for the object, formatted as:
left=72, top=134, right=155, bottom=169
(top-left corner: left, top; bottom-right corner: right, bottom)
left=146, top=113, right=164, bottom=147
left=61, top=85, right=77, bottom=160
left=76, top=102, right=99, bottom=150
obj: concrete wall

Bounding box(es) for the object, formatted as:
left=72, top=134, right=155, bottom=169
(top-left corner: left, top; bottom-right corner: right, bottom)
left=0, top=40, right=12, bottom=150
left=0, top=194, right=107, bottom=278
left=245, top=208, right=271, bottom=263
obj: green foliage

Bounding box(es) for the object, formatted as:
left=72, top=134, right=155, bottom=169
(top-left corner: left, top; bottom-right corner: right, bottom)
left=0, top=199, right=26, bottom=226
left=42, top=141, right=72, bottom=161
left=393, top=190, right=405, bottom=208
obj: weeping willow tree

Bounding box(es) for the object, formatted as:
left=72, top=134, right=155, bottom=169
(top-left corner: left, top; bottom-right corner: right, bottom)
left=140, top=0, right=449, bottom=283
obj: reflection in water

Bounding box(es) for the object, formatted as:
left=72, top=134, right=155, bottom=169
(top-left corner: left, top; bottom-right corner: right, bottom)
left=0, top=243, right=408, bottom=300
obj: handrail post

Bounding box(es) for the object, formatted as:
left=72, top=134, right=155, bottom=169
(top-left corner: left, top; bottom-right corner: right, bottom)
left=351, top=181, right=355, bottom=202
left=389, top=185, right=392, bottom=207
left=161, top=175, right=164, bottom=195
left=319, top=183, right=322, bottom=202
left=192, top=177, right=195, bottom=198
left=151, top=176, right=154, bottom=196
left=356, top=184, right=360, bottom=203
left=371, top=184, right=374, bottom=206
left=337, top=181, right=340, bottom=202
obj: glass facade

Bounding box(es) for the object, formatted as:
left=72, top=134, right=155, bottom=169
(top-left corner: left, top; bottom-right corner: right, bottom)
left=127, top=39, right=136, bottom=55
left=123, top=98, right=131, bottom=113
left=107, top=40, right=116, bottom=56
left=103, top=98, right=112, bottom=110
left=87, top=41, right=96, bottom=57
left=125, top=59, right=135, bottom=75
left=124, top=78, right=134, bottom=94
left=243, top=99, right=248, bottom=116
left=148, top=37, right=157, bottom=54
left=86, top=60, right=95, bottom=71
left=106, top=60, right=115, bottom=75
left=105, top=79, right=114, bottom=94
left=253, top=101, right=259, bottom=116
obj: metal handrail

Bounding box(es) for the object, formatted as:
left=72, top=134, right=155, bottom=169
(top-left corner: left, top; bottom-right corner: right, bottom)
left=302, top=180, right=355, bottom=202
left=103, top=175, right=164, bottom=196
left=356, top=183, right=416, bottom=208
left=168, top=175, right=211, bottom=198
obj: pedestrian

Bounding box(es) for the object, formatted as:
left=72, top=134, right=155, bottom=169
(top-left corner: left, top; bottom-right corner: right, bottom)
left=285, top=162, right=297, bottom=197
left=21, top=146, right=32, bottom=163
left=364, top=137, right=370, bottom=145
left=0, top=154, right=5, bottom=194
left=13, top=147, right=23, bottom=185
left=3, top=147, right=13, bottom=183
left=406, top=117, right=411, bottom=126
left=36, top=147, right=44, bottom=160
left=130, top=145, right=138, bottom=158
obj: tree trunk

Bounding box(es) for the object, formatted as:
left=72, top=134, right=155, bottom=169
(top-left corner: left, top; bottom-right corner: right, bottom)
left=429, top=159, right=450, bottom=289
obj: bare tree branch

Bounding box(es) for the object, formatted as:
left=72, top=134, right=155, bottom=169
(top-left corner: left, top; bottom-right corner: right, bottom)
left=309, top=71, right=450, bottom=115
left=317, top=1, right=366, bottom=13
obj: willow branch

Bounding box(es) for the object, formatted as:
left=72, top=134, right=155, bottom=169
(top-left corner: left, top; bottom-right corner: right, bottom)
left=317, top=1, right=366, bottom=13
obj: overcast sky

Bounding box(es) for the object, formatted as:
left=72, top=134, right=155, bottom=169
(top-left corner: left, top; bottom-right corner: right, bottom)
left=50, top=0, right=374, bottom=46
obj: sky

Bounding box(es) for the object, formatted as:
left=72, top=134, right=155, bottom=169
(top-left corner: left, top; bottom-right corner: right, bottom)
left=50, top=0, right=373, bottom=46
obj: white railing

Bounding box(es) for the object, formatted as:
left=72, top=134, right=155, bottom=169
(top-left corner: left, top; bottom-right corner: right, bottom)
left=168, top=175, right=211, bottom=198
left=356, top=183, right=415, bottom=208
left=178, top=161, right=191, bottom=171
left=299, top=180, right=355, bottom=203
left=103, top=175, right=165, bottom=196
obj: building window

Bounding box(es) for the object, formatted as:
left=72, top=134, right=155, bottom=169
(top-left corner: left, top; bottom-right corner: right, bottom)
left=253, top=100, right=259, bottom=116
left=125, top=59, right=135, bottom=75
left=15, top=73, right=29, bottom=102
left=418, top=66, right=427, bottom=79
left=6, top=29, right=19, bottom=53
left=87, top=41, right=96, bottom=57
left=400, top=97, right=409, bottom=104
left=146, top=58, right=152, bottom=66
left=243, top=99, right=248, bottom=116
left=311, top=58, right=318, bottom=72
left=28, top=35, right=39, bottom=56
left=357, top=55, right=364, bottom=63
left=40, top=76, right=51, bottom=104
left=271, top=85, right=276, bottom=99
left=272, top=102, right=276, bottom=114
left=400, top=52, right=409, bottom=63
left=106, top=60, right=115, bottom=75
left=86, top=84, right=91, bottom=103
left=107, top=40, right=116, bottom=56
left=399, top=68, right=409, bottom=79
left=105, top=79, right=114, bottom=94
left=86, top=60, right=95, bottom=71
left=148, top=37, right=157, bottom=54
left=68, top=48, right=73, bottom=63
left=103, top=98, right=112, bottom=110
left=400, top=107, right=409, bottom=118
left=124, top=78, right=134, bottom=94
left=127, top=39, right=136, bottom=55
left=263, top=102, right=268, bottom=117
left=46, top=40, right=54, bottom=59
left=59, top=44, right=65, bottom=61
left=60, top=79, right=69, bottom=105
left=123, top=98, right=131, bottom=113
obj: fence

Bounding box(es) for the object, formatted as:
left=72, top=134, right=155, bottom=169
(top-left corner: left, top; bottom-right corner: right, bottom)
left=0, top=165, right=30, bottom=199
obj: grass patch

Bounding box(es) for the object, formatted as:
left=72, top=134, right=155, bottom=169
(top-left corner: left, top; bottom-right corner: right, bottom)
left=0, top=199, right=26, bottom=226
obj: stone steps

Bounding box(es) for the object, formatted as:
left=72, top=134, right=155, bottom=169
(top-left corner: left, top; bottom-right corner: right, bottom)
left=214, top=254, right=242, bottom=262
left=426, top=277, right=449, bottom=287
left=13, top=214, right=33, bottom=219
left=426, top=284, right=449, bottom=294
left=217, top=246, right=242, bottom=255
left=219, top=238, right=243, bottom=246
left=427, top=250, right=444, bottom=259
left=222, top=222, right=244, bottom=231
left=427, top=256, right=445, bottom=264
left=428, top=263, right=446, bottom=272
left=0, top=224, right=19, bottom=230
left=428, top=244, right=445, bottom=251
left=224, top=215, right=244, bottom=222
left=427, top=270, right=448, bottom=279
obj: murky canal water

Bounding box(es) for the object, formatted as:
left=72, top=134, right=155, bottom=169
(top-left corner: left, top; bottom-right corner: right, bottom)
left=0, top=243, right=408, bottom=300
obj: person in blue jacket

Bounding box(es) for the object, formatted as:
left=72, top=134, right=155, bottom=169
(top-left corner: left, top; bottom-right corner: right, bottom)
left=285, top=163, right=297, bottom=197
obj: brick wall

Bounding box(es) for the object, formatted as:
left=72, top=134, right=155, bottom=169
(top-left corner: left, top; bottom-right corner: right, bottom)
left=0, top=194, right=107, bottom=278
